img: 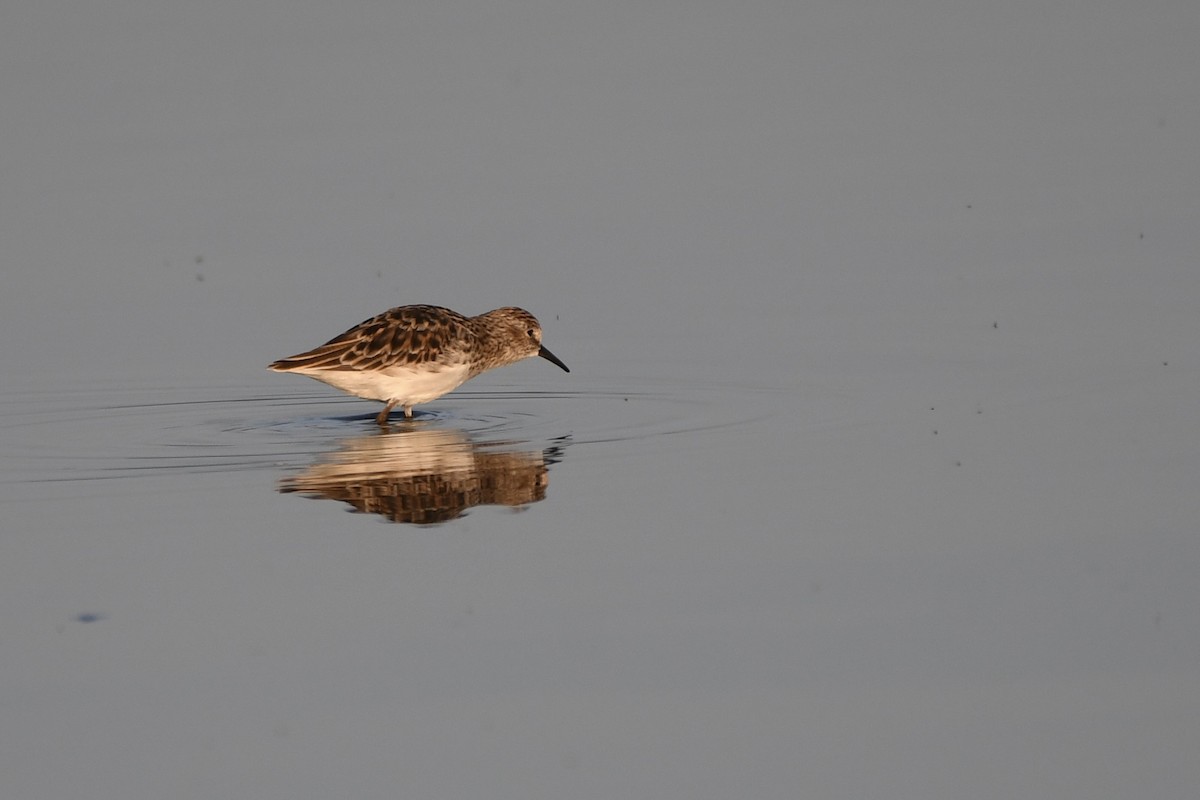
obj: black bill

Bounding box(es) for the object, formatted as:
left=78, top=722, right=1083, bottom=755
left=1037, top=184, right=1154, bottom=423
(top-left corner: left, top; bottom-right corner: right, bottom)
left=538, top=345, right=570, bottom=373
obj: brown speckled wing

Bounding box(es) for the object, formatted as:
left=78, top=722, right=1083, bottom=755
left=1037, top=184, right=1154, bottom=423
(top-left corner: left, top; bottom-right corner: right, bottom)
left=270, top=305, right=473, bottom=371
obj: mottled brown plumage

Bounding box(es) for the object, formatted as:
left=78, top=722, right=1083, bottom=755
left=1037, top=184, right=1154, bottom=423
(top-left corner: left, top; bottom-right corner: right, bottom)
left=269, top=305, right=568, bottom=424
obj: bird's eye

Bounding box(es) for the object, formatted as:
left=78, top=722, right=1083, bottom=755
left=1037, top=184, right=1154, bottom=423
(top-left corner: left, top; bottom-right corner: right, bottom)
left=527, top=328, right=537, bottom=338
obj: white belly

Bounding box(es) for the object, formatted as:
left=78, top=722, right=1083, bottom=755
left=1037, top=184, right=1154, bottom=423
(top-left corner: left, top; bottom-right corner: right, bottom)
left=298, top=363, right=472, bottom=406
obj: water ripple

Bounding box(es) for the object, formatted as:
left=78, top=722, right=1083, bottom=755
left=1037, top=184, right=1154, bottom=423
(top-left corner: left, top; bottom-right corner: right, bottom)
left=0, top=376, right=782, bottom=487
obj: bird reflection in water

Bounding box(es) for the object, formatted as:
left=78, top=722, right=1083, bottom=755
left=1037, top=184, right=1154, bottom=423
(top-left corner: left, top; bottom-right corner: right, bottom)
left=279, top=424, right=566, bottom=525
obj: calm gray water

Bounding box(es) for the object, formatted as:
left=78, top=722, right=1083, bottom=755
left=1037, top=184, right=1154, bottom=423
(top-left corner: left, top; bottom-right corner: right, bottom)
left=3, top=3, right=1199, bottom=799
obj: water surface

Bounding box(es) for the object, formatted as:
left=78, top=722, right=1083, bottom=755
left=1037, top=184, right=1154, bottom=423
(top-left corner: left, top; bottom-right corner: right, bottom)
left=3, top=2, right=1199, bottom=799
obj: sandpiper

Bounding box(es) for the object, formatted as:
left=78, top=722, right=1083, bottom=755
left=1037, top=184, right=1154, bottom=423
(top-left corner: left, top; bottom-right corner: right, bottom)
left=269, top=305, right=569, bottom=424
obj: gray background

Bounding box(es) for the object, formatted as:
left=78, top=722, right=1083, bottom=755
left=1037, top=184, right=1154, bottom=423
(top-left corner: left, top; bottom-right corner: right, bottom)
left=2, top=2, right=1198, bottom=798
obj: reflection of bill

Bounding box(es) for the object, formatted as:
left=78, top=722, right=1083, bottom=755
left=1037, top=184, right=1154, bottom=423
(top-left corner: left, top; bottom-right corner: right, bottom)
left=279, top=426, right=564, bottom=525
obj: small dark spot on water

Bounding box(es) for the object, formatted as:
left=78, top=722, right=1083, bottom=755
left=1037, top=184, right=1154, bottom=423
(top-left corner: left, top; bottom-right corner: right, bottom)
left=993, top=321, right=998, bottom=329
left=195, top=255, right=204, bottom=265
left=75, top=613, right=105, bottom=624
left=195, top=273, right=205, bottom=282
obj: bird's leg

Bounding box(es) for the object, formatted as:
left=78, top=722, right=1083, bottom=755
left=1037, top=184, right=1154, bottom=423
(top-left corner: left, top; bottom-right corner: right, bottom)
left=403, top=405, right=414, bottom=419
left=376, top=400, right=398, bottom=426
